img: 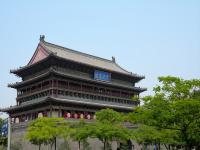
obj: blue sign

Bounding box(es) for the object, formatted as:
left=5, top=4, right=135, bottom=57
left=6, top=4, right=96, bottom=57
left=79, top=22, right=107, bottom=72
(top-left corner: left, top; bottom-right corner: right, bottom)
left=94, top=70, right=111, bottom=81
left=1, top=119, right=8, bottom=136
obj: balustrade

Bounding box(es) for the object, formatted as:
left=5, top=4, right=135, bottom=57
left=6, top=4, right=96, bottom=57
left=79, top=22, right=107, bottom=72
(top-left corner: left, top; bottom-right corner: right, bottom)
left=17, top=78, right=138, bottom=105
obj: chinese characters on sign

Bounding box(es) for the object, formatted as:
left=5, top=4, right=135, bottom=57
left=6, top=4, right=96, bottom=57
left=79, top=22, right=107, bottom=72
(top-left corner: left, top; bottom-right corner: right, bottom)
left=94, top=70, right=111, bottom=81
left=1, top=119, right=8, bottom=136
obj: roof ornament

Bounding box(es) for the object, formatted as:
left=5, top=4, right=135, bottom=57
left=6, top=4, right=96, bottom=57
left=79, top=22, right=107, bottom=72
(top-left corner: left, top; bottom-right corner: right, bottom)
left=40, top=35, right=45, bottom=42
left=112, top=56, right=116, bottom=63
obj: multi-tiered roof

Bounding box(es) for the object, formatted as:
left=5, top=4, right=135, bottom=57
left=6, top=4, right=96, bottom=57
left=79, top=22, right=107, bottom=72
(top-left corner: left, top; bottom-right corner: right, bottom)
left=3, top=36, right=146, bottom=114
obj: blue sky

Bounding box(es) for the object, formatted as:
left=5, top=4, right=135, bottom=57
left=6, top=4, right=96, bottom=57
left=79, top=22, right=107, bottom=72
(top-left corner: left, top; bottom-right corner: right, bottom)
left=0, top=1, right=200, bottom=111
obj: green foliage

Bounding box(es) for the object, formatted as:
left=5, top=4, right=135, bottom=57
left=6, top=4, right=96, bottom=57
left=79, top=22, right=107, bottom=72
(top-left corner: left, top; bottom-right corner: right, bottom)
left=58, top=120, right=73, bottom=141
left=129, top=76, right=200, bottom=148
left=71, top=120, right=89, bottom=142
left=171, top=99, right=200, bottom=146
left=25, top=117, right=64, bottom=149
left=131, top=95, right=139, bottom=101
left=93, top=122, right=130, bottom=143
left=95, top=108, right=123, bottom=124
left=0, top=136, right=7, bottom=148
left=71, top=120, right=92, bottom=150
left=25, top=109, right=131, bottom=149
left=0, top=146, right=4, bottom=150
left=154, top=76, right=200, bottom=101
left=92, top=109, right=130, bottom=150
left=131, top=125, right=179, bottom=145
left=70, top=110, right=130, bottom=150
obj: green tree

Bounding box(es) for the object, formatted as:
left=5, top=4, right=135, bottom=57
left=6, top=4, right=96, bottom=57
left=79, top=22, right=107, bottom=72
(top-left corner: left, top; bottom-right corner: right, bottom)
left=129, top=76, right=200, bottom=150
left=131, top=125, right=179, bottom=150
left=92, top=109, right=130, bottom=150
left=71, top=120, right=91, bottom=150
left=57, top=120, right=73, bottom=150
left=25, top=117, right=64, bottom=150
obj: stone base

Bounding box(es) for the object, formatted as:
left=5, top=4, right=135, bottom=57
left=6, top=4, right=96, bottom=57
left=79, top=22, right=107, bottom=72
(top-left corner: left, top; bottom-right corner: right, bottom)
left=10, top=123, right=168, bottom=150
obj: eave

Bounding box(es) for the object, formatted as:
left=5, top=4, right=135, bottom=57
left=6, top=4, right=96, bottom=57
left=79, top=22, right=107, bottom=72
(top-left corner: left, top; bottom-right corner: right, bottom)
left=10, top=54, right=53, bottom=76
left=8, top=68, right=147, bottom=92
left=2, top=96, right=135, bottom=113
left=10, top=52, right=145, bottom=81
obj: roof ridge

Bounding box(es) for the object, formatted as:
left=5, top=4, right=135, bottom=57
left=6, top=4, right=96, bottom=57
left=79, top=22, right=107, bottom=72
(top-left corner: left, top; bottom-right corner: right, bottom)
left=115, top=62, right=132, bottom=74
left=42, top=40, right=115, bottom=64
left=114, top=62, right=144, bottom=78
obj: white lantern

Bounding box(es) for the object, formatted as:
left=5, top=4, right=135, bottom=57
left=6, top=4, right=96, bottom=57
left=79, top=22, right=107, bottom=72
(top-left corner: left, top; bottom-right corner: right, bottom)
left=87, top=114, right=91, bottom=120
left=74, top=113, right=78, bottom=119
left=15, top=117, right=19, bottom=123
left=67, top=113, right=71, bottom=118
left=38, top=112, right=43, bottom=118
left=80, top=114, right=84, bottom=119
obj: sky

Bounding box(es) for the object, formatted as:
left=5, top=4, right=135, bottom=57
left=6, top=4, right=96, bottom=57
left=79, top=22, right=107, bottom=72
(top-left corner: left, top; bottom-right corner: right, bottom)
left=0, top=1, right=200, bottom=115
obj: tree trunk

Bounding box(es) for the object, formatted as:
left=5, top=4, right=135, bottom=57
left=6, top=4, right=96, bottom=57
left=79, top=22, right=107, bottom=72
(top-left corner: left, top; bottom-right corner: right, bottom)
left=196, top=145, right=200, bottom=150
left=184, top=145, right=187, bottom=150
left=104, top=141, right=106, bottom=150
left=184, top=145, right=189, bottom=150
left=185, top=145, right=193, bottom=150
left=39, top=144, right=41, bottom=150
left=164, top=144, right=169, bottom=150
left=50, top=142, right=53, bottom=150
left=55, top=137, right=56, bottom=150
left=78, top=141, right=81, bottom=150
left=142, top=143, right=147, bottom=150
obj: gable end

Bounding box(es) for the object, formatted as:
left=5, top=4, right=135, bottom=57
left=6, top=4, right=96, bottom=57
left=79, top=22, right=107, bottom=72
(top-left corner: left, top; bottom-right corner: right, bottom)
left=28, top=44, right=49, bottom=66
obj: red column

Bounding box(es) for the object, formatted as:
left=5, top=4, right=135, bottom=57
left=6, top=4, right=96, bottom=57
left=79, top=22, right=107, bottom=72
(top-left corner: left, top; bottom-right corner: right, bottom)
left=51, top=80, right=53, bottom=96
left=81, top=83, right=82, bottom=91
left=56, top=80, right=58, bottom=97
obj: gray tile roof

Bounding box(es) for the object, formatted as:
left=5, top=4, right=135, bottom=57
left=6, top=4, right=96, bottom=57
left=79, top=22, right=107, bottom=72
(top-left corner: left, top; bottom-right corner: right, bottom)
left=2, top=96, right=134, bottom=112
left=40, top=40, right=133, bottom=75
left=1, top=97, right=48, bottom=112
